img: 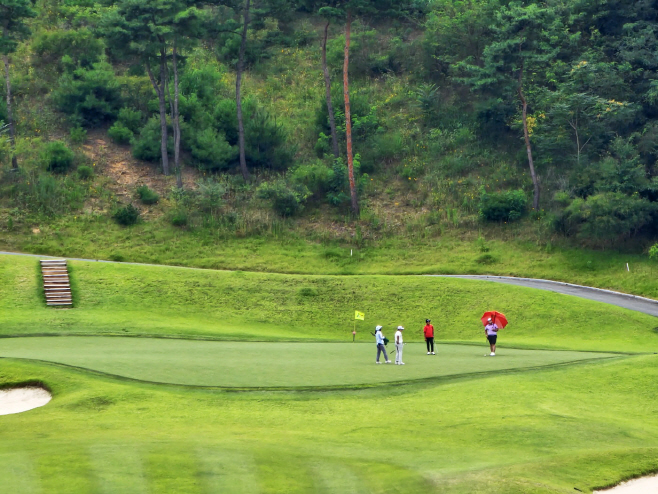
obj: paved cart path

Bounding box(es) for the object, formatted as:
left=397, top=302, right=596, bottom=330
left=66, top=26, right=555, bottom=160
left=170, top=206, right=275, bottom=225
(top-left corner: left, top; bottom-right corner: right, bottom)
left=2, top=251, right=657, bottom=316
left=432, top=275, right=658, bottom=317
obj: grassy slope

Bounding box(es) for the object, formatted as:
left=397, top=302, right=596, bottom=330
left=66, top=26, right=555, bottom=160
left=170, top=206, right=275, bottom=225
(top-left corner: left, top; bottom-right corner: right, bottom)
left=2, top=215, right=657, bottom=299
left=1, top=355, right=657, bottom=493
left=2, top=254, right=657, bottom=352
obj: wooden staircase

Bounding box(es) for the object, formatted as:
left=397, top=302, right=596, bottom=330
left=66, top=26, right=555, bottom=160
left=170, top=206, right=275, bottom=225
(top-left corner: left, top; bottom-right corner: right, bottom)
left=40, top=259, right=72, bottom=307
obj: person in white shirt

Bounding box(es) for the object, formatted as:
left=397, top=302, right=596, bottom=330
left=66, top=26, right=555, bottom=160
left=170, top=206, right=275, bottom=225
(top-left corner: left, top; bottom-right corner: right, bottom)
left=394, top=326, right=405, bottom=365
left=374, top=325, right=391, bottom=364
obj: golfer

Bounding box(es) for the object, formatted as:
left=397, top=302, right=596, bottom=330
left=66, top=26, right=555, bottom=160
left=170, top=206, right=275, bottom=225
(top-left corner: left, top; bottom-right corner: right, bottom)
left=423, top=319, right=435, bottom=355
left=395, top=326, right=405, bottom=365
left=374, top=326, right=391, bottom=364
left=485, top=317, right=499, bottom=356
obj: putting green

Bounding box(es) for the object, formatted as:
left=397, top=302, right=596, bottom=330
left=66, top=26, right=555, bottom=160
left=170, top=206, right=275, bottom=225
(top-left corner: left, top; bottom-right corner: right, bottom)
left=0, top=337, right=617, bottom=388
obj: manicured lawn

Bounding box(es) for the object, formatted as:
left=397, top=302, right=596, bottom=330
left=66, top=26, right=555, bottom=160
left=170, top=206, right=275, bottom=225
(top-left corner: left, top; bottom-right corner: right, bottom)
left=0, top=337, right=618, bottom=388
left=2, top=255, right=656, bottom=352
left=1, top=355, right=657, bottom=493
left=1, top=254, right=657, bottom=493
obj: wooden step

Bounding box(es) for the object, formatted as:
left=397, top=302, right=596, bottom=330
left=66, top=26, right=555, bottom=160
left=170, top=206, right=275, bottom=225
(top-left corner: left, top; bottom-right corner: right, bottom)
left=40, top=259, right=72, bottom=307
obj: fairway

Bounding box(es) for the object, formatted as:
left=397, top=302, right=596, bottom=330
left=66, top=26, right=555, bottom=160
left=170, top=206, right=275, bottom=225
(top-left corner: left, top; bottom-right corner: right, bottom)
left=0, top=336, right=617, bottom=388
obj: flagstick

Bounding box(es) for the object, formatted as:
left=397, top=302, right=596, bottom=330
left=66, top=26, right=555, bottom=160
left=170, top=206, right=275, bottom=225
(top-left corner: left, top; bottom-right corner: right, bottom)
left=353, top=319, right=356, bottom=342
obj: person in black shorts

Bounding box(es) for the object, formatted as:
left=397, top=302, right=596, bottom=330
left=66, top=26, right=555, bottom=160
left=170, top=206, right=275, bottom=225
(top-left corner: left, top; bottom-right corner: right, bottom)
left=484, top=317, right=499, bottom=356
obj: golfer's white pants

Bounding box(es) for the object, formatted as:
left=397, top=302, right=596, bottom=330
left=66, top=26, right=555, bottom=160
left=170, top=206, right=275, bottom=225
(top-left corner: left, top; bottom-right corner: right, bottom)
left=395, top=343, right=403, bottom=364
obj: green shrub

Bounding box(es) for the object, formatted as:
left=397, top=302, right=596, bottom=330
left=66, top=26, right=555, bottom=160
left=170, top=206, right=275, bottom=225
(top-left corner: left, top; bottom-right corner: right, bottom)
left=475, top=253, right=497, bottom=264
left=108, top=122, right=134, bottom=145
left=31, top=29, right=103, bottom=75
left=298, top=287, right=318, bottom=297
left=132, top=118, right=173, bottom=162
left=116, top=107, right=144, bottom=133
left=52, top=62, right=122, bottom=127
left=289, top=161, right=332, bottom=198
left=169, top=209, right=188, bottom=227
left=188, top=127, right=236, bottom=171
left=195, top=179, right=227, bottom=214
left=649, top=243, right=658, bottom=262
left=479, top=189, right=527, bottom=222
left=113, top=204, right=140, bottom=226
left=69, top=126, right=87, bottom=145
left=42, top=141, right=75, bottom=173
left=77, top=165, right=94, bottom=180
left=135, top=185, right=159, bottom=205
left=257, top=179, right=310, bottom=217
left=562, top=192, right=657, bottom=242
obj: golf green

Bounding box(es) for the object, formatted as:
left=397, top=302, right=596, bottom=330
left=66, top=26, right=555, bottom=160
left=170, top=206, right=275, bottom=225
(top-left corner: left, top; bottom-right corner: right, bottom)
left=0, top=336, right=617, bottom=388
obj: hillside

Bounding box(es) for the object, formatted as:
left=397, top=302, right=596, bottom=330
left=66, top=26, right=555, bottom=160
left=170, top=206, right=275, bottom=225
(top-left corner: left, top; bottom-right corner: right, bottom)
left=0, top=0, right=657, bottom=292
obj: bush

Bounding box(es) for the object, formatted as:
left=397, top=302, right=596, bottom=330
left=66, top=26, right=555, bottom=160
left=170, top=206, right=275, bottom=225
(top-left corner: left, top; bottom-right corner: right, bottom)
left=77, top=165, right=94, bottom=180
left=132, top=118, right=173, bottom=162
left=188, top=127, right=236, bottom=171
left=479, top=189, right=527, bottom=222
left=135, top=185, right=159, bottom=205
left=108, top=122, right=134, bottom=145
left=31, top=29, right=103, bottom=75
left=257, top=179, right=310, bottom=217
left=298, top=287, right=318, bottom=297
left=649, top=243, right=658, bottom=262
left=116, top=107, right=144, bottom=134
left=169, top=209, right=188, bottom=227
left=475, top=253, right=497, bottom=264
left=52, top=62, right=122, bottom=127
left=289, top=161, right=332, bottom=198
left=562, top=192, right=657, bottom=242
left=195, top=179, right=227, bottom=215
left=69, top=126, right=87, bottom=145
left=42, top=141, right=75, bottom=173
left=113, top=204, right=140, bottom=226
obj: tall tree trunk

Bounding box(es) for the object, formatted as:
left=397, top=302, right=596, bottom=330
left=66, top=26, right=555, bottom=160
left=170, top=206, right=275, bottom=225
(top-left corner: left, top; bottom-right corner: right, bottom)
left=146, top=58, right=170, bottom=176
left=3, top=53, right=18, bottom=169
left=321, top=21, right=339, bottom=159
left=172, top=41, right=182, bottom=189
left=518, top=65, right=539, bottom=211
left=236, top=0, right=251, bottom=181
left=343, top=11, right=358, bottom=216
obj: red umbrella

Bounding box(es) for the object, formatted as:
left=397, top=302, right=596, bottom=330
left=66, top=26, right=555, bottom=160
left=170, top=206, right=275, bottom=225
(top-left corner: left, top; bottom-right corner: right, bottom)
left=481, top=311, right=508, bottom=328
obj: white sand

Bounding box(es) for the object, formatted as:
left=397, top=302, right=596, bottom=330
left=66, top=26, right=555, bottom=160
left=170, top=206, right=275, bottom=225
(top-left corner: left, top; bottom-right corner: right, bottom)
left=594, top=474, right=658, bottom=493
left=0, top=387, right=52, bottom=415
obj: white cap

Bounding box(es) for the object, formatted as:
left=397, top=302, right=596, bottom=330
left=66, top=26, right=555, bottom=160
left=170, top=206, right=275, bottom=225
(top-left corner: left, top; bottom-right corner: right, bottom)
left=397, top=326, right=404, bottom=330
left=375, top=325, right=382, bottom=331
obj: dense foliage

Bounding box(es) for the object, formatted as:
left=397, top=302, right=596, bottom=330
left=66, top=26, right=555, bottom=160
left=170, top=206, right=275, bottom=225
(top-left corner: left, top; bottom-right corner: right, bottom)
left=0, top=0, right=656, bottom=250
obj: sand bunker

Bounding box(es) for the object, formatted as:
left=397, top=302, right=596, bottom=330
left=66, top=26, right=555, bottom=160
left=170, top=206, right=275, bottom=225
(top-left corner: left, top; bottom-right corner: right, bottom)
left=0, top=387, right=52, bottom=415
left=594, top=474, right=658, bottom=493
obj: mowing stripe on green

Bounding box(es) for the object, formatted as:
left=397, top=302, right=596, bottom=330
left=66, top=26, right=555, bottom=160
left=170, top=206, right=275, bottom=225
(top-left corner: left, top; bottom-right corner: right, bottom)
left=0, top=336, right=617, bottom=388
left=0, top=452, right=42, bottom=494
left=89, top=444, right=148, bottom=494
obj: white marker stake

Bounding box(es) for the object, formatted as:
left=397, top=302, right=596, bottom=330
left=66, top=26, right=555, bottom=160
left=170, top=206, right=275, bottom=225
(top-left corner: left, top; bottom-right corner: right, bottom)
left=351, top=249, right=353, bottom=257
left=626, top=263, right=630, bottom=272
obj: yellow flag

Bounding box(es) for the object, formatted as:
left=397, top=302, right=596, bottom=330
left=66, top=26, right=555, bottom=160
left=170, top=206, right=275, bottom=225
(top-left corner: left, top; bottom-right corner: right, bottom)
left=355, top=311, right=365, bottom=321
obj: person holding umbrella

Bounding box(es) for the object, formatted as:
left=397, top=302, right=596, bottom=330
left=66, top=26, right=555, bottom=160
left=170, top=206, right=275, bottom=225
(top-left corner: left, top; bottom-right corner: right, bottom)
left=423, top=319, right=435, bottom=355
left=481, top=311, right=508, bottom=357
left=484, top=318, right=498, bottom=356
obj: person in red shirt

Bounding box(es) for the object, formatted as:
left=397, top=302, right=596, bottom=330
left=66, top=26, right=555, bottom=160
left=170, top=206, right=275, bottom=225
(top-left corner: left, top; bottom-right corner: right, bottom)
left=423, top=319, right=435, bottom=355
